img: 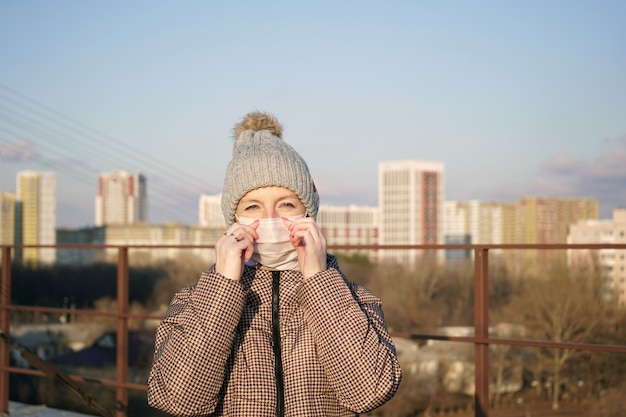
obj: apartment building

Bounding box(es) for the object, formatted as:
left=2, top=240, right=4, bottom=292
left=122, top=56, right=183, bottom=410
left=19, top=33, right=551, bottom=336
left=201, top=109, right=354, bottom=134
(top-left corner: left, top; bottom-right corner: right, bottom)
left=199, top=193, right=226, bottom=228
left=378, top=160, right=445, bottom=266
left=443, top=200, right=516, bottom=262
left=95, top=171, right=147, bottom=226
left=513, top=196, right=598, bottom=277
left=567, top=208, right=626, bottom=305
left=16, top=171, right=56, bottom=265
left=317, top=204, right=379, bottom=262
left=57, top=223, right=225, bottom=265
left=442, top=201, right=471, bottom=261
left=0, top=192, right=17, bottom=265
left=0, top=192, right=16, bottom=245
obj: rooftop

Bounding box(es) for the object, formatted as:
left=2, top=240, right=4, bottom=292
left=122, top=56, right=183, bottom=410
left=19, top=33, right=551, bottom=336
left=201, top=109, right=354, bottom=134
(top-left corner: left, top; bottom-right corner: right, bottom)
left=5, top=402, right=92, bottom=417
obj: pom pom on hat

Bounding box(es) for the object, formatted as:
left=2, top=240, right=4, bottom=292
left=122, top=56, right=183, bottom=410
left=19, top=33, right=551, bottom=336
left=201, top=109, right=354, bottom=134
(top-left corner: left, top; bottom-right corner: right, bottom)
left=234, top=111, right=283, bottom=138
left=221, top=111, right=319, bottom=225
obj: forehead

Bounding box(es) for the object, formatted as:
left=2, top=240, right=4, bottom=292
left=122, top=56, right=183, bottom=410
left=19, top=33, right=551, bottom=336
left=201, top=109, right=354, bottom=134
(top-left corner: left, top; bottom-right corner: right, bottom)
left=239, top=186, right=299, bottom=202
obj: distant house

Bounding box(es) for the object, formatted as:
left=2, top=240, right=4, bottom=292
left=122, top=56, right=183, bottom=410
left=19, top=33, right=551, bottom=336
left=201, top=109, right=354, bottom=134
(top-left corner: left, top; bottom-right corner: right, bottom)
left=394, top=325, right=524, bottom=397
left=51, top=330, right=156, bottom=384
left=9, top=323, right=104, bottom=369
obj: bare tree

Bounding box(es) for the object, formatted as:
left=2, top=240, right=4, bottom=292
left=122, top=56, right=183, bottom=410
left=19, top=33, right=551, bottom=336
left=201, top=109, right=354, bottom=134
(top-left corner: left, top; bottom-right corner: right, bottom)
left=502, top=260, right=606, bottom=410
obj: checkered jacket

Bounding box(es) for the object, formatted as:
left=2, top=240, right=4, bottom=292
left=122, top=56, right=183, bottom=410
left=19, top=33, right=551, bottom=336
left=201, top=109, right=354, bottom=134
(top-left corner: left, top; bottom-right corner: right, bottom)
left=147, top=255, right=402, bottom=416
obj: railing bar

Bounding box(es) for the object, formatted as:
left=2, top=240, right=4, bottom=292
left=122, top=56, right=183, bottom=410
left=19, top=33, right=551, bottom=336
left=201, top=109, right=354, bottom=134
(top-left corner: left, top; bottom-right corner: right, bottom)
left=0, top=365, right=147, bottom=390
left=5, top=304, right=163, bottom=320
left=0, top=246, right=12, bottom=414
left=6, top=305, right=114, bottom=316
left=4, top=243, right=626, bottom=250
left=116, top=247, right=130, bottom=417
left=391, top=333, right=626, bottom=353
left=474, top=248, right=489, bottom=417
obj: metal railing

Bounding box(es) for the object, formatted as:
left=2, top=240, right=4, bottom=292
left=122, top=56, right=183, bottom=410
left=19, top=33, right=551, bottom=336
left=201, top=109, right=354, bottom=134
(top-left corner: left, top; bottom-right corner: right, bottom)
left=2, top=243, right=626, bottom=417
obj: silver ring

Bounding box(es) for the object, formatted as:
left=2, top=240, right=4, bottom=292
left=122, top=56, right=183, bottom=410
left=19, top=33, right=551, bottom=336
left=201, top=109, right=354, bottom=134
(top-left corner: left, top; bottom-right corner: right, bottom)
left=223, top=232, right=239, bottom=241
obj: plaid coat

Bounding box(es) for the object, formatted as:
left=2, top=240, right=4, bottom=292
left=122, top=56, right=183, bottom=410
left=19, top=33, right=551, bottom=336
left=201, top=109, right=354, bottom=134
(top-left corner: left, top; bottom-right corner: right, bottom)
left=147, top=255, right=401, bottom=416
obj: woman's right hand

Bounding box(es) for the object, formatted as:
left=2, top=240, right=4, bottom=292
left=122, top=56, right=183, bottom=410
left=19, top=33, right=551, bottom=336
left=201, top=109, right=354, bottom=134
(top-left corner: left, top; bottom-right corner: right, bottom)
left=215, top=221, right=259, bottom=280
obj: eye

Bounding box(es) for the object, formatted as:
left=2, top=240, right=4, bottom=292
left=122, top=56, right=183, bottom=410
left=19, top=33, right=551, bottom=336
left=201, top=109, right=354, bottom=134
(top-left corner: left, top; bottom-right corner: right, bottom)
left=279, top=201, right=297, bottom=208
left=244, top=204, right=260, bottom=211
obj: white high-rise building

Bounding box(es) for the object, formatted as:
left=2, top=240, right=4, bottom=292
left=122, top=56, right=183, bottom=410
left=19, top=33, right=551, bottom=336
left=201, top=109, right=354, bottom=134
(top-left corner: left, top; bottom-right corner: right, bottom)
left=443, top=201, right=468, bottom=238
left=378, top=160, right=445, bottom=266
left=95, top=171, right=147, bottom=226
left=199, top=193, right=226, bottom=228
left=443, top=201, right=472, bottom=261
left=16, top=170, right=56, bottom=265
left=567, top=208, right=626, bottom=305
left=444, top=200, right=513, bottom=259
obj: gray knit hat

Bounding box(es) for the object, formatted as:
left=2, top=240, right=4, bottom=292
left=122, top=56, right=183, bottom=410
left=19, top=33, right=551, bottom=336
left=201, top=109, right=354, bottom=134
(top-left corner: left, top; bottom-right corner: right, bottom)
left=221, top=111, right=319, bottom=226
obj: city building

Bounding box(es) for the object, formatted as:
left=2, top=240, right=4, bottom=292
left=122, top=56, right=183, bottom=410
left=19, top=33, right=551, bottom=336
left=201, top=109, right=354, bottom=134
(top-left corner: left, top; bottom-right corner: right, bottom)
left=317, top=204, right=379, bottom=262
left=16, top=171, right=56, bottom=265
left=95, top=171, right=147, bottom=226
left=443, top=200, right=516, bottom=262
left=0, top=192, right=17, bottom=265
left=57, top=223, right=225, bottom=265
left=567, top=208, right=626, bottom=305
left=378, top=160, right=445, bottom=266
left=515, top=196, right=598, bottom=245
left=55, top=226, right=106, bottom=265
left=513, top=196, right=599, bottom=277
left=0, top=192, right=17, bottom=245
left=199, top=193, right=226, bottom=228
left=443, top=201, right=472, bottom=262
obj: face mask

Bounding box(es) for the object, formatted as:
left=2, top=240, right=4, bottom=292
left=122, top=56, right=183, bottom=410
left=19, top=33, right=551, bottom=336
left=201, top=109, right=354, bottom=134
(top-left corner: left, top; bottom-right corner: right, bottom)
left=236, top=213, right=306, bottom=270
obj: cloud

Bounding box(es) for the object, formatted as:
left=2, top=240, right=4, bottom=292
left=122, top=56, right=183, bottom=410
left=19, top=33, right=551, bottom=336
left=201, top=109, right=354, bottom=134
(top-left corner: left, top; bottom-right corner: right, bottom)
left=0, top=139, right=39, bottom=161
left=486, top=135, right=626, bottom=217
left=540, top=153, right=578, bottom=175
left=540, top=138, right=626, bottom=191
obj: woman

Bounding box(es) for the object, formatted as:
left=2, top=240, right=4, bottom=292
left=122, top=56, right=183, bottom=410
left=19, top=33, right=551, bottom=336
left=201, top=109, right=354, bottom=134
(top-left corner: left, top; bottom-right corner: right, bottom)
left=147, top=112, right=402, bottom=416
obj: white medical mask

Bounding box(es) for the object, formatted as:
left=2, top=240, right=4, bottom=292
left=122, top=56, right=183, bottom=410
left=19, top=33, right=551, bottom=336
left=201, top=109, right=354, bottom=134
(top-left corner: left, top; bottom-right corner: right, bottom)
left=236, top=213, right=306, bottom=270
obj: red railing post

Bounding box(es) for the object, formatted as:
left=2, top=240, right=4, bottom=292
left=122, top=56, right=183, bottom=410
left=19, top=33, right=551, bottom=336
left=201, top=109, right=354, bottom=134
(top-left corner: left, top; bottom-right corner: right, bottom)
left=0, top=246, right=12, bottom=414
left=116, top=247, right=129, bottom=417
left=474, top=247, right=489, bottom=417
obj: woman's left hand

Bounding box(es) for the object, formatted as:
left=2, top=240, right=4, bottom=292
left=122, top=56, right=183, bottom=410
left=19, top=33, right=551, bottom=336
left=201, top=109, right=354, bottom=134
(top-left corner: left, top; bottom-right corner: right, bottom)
left=282, top=216, right=327, bottom=279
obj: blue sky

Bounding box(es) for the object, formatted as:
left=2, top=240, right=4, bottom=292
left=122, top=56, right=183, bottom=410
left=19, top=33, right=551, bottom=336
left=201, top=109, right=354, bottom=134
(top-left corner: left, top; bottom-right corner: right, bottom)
left=1, top=0, right=625, bottom=227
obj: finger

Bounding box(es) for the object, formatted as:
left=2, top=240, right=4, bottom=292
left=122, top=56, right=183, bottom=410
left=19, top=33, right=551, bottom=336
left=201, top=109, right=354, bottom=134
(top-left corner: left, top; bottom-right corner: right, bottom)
left=224, top=221, right=260, bottom=241
left=284, top=217, right=316, bottom=234
left=281, top=217, right=302, bottom=245
left=223, top=232, right=241, bottom=242
left=289, top=222, right=322, bottom=245
left=281, top=216, right=294, bottom=229
left=243, top=245, right=254, bottom=262
left=286, top=225, right=308, bottom=247
left=238, top=220, right=260, bottom=239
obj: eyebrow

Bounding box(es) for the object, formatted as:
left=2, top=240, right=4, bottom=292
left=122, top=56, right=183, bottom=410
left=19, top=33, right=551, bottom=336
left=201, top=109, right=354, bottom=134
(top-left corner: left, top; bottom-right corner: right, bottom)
left=241, top=191, right=299, bottom=204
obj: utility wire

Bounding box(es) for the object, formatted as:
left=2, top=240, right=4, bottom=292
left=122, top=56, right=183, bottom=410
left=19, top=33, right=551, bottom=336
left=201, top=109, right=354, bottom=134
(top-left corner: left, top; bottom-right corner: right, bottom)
left=0, top=86, right=208, bottom=196
left=0, top=120, right=199, bottom=224
left=0, top=83, right=217, bottom=195
left=0, top=106, right=200, bottom=222
left=0, top=83, right=223, bottom=224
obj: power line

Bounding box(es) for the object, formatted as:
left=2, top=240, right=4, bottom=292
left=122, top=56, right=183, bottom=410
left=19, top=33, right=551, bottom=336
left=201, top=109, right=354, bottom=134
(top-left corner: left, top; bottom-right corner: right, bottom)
left=0, top=83, right=224, bottom=225
left=0, top=117, right=199, bottom=224
left=0, top=104, right=200, bottom=205
left=0, top=84, right=217, bottom=194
